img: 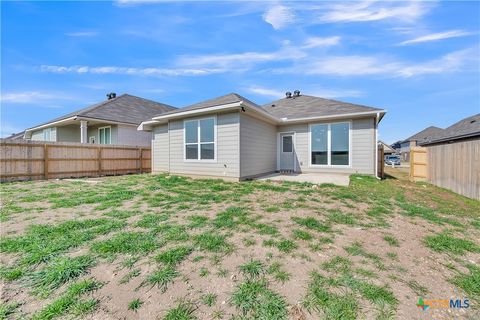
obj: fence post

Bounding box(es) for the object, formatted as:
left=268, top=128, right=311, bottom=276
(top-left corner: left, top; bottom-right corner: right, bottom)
left=139, top=148, right=143, bottom=173
left=409, top=148, right=413, bottom=181
left=44, top=144, right=49, bottom=180
left=98, top=147, right=102, bottom=176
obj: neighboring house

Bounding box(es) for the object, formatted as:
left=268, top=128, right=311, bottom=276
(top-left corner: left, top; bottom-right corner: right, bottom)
left=23, top=93, right=175, bottom=147
left=6, top=131, right=25, bottom=140
left=390, top=140, right=402, bottom=151
left=378, top=140, right=396, bottom=155
left=418, top=114, right=480, bottom=200
left=139, top=91, right=386, bottom=181
left=399, top=126, right=444, bottom=162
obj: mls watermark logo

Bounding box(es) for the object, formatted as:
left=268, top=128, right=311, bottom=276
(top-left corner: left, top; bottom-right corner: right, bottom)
left=417, top=298, right=470, bottom=311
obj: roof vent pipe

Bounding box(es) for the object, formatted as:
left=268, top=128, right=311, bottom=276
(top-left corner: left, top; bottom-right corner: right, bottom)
left=285, top=91, right=292, bottom=98
left=293, top=90, right=300, bottom=97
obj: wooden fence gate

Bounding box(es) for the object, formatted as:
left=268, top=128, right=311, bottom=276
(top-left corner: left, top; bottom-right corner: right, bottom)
left=409, top=146, right=428, bottom=182
left=1, top=140, right=151, bottom=182
left=377, top=144, right=384, bottom=179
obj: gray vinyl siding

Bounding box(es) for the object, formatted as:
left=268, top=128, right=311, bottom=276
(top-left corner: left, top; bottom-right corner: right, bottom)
left=278, top=117, right=375, bottom=175
left=57, top=125, right=80, bottom=142
left=152, top=124, right=169, bottom=172
left=117, top=124, right=151, bottom=146
left=239, top=113, right=277, bottom=178
left=154, top=112, right=240, bottom=178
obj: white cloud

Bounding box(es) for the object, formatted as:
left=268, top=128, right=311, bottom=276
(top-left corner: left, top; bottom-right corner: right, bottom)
left=0, top=91, right=57, bottom=103
left=399, top=30, right=474, bottom=45
left=263, top=5, right=295, bottom=30
left=318, top=1, right=430, bottom=23
left=39, top=65, right=224, bottom=76
left=65, top=31, right=98, bottom=37
left=246, top=86, right=363, bottom=99
left=246, top=87, right=284, bottom=98
left=271, top=48, right=476, bottom=78
left=177, top=45, right=307, bottom=69
left=397, top=48, right=476, bottom=77
left=301, top=36, right=341, bottom=49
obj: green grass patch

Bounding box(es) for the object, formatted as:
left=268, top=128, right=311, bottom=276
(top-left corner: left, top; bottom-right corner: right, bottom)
left=383, top=235, right=400, bottom=247
left=186, top=215, right=209, bottom=228
left=128, top=298, right=143, bottom=312
left=136, top=213, right=169, bottom=228
left=201, top=293, right=217, bottom=307
left=303, top=272, right=358, bottom=320
left=193, top=232, right=229, bottom=252
left=424, top=232, right=479, bottom=255
left=212, top=206, right=251, bottom=229
left=91, top=231, right=158, bottom=255
left=0, top=219, right=125, bottom=265
left=0, top=264, right=23, bottom=281
left=147, top=266, right=178, bottom=292
left=451, top=264, right=480, bottom=297
left=163, top=300, right=196, bottom=320
left=291, top=217, right=331, bottom=232
left=0, top=302, right=20, bottom=320
left=292, top=229, right=313, bottom=241
left=32, top=279, right=101, bottom=320
left=238, top=260, right=265, bottom=279
left=30, top=255, right=95, bottom=296
left=155, top=246, right=193, bottom=266
left=327, top=210, right=356, bottom=225
left=231, top=279, right=287, bottom=319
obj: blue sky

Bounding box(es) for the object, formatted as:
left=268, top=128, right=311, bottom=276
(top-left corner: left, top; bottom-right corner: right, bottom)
left=1, top=0, right=479, bottom=143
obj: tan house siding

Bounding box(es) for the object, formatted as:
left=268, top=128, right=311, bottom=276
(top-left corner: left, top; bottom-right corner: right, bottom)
left=239, top=113, right=277, bottom=179
left=277, top=117, right=375, bottom=175
left=152, top=124, right=169, bottom=172
left=167, top=112, right=240, bottom=179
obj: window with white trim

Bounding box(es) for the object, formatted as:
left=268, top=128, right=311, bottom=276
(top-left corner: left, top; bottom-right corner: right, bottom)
left=185, top=118, right=215, bottom=160
left=43, top=128, right=52, bottom=141
left=99, top=126, right=111, bottom=144
left=311, top=122, right=350, bottom=166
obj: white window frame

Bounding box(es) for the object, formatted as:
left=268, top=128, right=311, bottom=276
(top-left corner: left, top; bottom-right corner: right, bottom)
left=308, top=121, right=352, bottom=167
left=98, top=126, right=112, bottom=145
left=43, top=128, right=52, bottom=141
left=183, top=116, right=217, bottom=162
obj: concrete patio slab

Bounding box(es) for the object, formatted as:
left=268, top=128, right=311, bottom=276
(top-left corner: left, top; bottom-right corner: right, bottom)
left=256, top=172, right=350, bottom=186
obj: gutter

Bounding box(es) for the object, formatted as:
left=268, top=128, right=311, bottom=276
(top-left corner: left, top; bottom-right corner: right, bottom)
left=375, top=112, right=380, bottom=180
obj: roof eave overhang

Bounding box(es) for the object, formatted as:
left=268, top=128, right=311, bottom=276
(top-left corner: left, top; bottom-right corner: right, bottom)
left=419, top=132, right=480, bottom=146
left=280, top=110, right=386, bottom=124
left=139, top=101, right=280, bottom=131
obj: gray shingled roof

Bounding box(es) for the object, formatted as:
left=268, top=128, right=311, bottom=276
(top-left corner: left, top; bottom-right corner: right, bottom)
left=420, top=114, right=480, bottom=145
left=153, top=93, right=261, bottom=118
left=27, top=94, right=176, bottom=130
left=262, top=95, right=382, bottom=120
left=404, top=126, right=445, bottom=144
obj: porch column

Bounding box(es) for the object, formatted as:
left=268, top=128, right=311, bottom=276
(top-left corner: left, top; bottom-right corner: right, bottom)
left=80, top=120, right=88, bottom=143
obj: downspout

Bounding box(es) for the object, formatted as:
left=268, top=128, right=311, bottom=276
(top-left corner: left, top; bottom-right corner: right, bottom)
left=168, top=120, right=171, bottom=173
left=375, top=112, right=380, bottom=179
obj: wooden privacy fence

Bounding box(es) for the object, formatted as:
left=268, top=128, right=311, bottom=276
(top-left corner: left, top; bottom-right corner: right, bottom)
left=0, top=140, right=151, bottom=182
left=410, top=141, right=480, bottom=200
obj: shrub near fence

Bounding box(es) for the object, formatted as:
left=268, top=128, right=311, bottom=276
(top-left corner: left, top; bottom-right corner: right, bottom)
left=0, top=139, right=151, bottom=182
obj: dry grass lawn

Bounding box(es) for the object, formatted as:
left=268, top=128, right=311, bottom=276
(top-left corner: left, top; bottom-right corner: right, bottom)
left=1, top=169, right=479, bottom=319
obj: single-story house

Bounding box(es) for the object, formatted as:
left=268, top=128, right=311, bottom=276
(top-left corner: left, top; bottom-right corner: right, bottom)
left=399, top=126, right=444, bottom=162
left=139, top=91, right=386, bottom=181
left=418, top=114, right=479, bottom=200
left=23, top=93, right=175, bottom=147
left=378, top=140, right=396, bottom=155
